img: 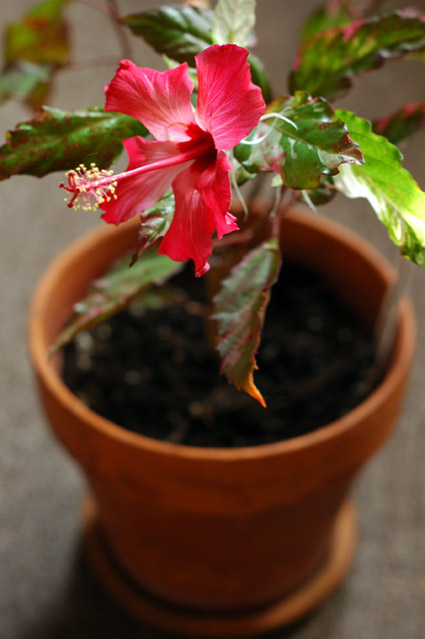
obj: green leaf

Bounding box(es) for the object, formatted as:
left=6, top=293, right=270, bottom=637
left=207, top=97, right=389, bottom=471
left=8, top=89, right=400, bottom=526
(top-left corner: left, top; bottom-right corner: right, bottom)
left=290, top=11, right=425, bottom=100
left=51, top=247, right=183, bottom=353
left=300, top=1, right=359, bottom=42
left=131, top=191, right=175, bottom=266
left=234, top=92, right=363, bottom=190
left=373, top=103, right=425, bottom=145
left=213, top=237, right=282, bottom=406
left=0, top=106, right=147, bottom=180
left=335, top=109, right=425, bottom=266
left=212, top=0, right=256, bottom=47
left=121, top=5, right=213, bottom=65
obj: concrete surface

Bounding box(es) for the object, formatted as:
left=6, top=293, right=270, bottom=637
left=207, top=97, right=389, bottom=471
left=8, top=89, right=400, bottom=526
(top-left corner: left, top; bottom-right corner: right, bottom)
left=0, top=1, right=424, bottom=638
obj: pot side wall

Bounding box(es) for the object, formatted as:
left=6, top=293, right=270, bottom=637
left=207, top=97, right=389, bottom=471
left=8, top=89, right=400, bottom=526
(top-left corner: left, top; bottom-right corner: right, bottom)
left=28, top=208, right=416, bottom=612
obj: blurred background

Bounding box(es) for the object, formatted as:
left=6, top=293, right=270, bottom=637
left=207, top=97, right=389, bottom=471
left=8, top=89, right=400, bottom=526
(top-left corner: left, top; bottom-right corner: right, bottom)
left=0, top=1, right=424, bottom=638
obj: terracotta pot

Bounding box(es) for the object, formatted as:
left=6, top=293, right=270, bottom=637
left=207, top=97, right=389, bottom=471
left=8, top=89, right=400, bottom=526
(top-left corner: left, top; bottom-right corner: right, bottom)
left=28, top=207, right=415, bottom=637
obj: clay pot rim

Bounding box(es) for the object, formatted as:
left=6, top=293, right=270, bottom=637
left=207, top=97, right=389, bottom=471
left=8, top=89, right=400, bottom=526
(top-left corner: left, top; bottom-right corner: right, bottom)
left=28, top=208, right=416, bottom=462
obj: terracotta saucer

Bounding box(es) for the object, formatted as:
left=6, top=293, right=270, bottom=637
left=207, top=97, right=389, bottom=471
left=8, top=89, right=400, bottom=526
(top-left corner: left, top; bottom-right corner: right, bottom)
left=82, top=495, right=357, bottom=637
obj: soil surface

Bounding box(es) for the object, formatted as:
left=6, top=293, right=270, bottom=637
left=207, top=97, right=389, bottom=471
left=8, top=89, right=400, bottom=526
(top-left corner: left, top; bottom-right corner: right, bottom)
left=62, top=262, right=378, bottom=447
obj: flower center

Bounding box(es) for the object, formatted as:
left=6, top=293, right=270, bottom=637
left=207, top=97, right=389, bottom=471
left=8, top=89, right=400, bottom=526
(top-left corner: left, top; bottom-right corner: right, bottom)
left=60, top=164, right=118, bottom=211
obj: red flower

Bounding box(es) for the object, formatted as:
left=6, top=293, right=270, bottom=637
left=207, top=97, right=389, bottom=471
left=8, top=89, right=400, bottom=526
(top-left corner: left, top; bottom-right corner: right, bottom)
left=62, top=45, right=265, bottom=275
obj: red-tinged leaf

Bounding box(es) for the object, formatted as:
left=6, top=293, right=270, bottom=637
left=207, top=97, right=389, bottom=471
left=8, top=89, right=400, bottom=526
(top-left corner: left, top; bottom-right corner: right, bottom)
left=1, top=0, right=70, bottom=109
left=300, top=0, right=361, bottom=42
left=0, top=62, right=51, bottom=110
left=5, top=0, right=70, bottom=67
left=0, top=106, right=147, bottom=180
left=373, top=102, right=425, bottom=145
left=51, top=247, right=183, bottom=353
left=24, top=72, right=51, bottom=111
left=213, top=237, right=282, bottom=406
left=131, top=191, right=175, bottom=266
left=234, top=92, right=363, bottom=190
left=290, top=11, right=425, bottom=100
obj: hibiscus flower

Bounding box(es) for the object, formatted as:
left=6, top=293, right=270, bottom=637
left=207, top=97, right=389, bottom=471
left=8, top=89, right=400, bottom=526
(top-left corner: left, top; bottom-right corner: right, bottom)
left=61, top=44, right=265, bottom=276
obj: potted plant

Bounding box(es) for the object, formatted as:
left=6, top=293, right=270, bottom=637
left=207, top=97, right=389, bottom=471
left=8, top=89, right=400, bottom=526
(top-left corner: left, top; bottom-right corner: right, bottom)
left=1, top=0, right=424, bottom=636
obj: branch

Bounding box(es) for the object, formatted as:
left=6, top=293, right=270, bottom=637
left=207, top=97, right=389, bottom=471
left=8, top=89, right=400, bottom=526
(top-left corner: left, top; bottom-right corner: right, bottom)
left=106, top=0, right=133, bottom=60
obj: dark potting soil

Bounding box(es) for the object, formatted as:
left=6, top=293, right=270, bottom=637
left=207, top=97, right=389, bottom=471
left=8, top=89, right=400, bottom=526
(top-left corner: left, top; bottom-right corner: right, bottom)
left=62, top=262, right=378, bottom=447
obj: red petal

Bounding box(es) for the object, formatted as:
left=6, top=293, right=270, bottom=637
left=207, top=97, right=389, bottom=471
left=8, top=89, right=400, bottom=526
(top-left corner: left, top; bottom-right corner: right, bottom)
left=159, top=163, right=216, bottom=276
left=101, top=137, right=191, bottom=225
left=195, top=151, right=237, bottom=239
left=105, top=60, right=195, bottom=141
left=158, top=152, right=237, bottom=275
left=195, top=44, right=265, bottom=150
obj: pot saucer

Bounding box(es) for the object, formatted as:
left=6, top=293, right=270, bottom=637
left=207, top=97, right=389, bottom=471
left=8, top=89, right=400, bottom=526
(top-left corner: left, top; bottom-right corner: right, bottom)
left=82, top=495, right=357, bottom=637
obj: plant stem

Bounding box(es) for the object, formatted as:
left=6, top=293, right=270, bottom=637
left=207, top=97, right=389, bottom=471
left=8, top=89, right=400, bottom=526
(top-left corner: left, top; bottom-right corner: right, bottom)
left=269, top=186, right=283, bottom=236
left=271, top=187, right=296, bottom=238
left=106, top=0, right=133, bottom=60
left=76, top=0, right=109, bottom=17
left=247, top=172, right=268, bottom=205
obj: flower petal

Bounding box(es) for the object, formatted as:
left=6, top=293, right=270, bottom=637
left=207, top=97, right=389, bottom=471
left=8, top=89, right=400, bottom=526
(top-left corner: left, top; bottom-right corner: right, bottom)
left=159, top=152, right=237, bottom=275
left=105, top=60, right=195, bottom=141
left=159, top=162, right=216, bottom=276
left=195, top=44, right=265, bottom=150
left=101, top=137, right=192, bottom=225
left=195, top=151, right=238, bottom=239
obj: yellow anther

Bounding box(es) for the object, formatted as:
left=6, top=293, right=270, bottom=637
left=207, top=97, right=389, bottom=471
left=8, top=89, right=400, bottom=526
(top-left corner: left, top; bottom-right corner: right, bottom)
left=61, top=161, right=119, bottom=211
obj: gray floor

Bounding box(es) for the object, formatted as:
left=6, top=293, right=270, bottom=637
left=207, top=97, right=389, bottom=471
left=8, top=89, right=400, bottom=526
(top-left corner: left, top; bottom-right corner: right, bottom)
left=1, top=1, right=424, bottom=638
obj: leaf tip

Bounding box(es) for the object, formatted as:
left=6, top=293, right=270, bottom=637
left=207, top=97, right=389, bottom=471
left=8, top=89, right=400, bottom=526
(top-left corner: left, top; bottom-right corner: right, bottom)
left=244, top=375, right=267, bottom=407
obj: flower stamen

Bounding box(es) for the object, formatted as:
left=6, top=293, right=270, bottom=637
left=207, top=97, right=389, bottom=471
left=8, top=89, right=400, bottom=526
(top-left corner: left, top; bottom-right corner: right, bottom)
left=61, top=137, right=216, bottom=213
left=60, top=163, right=118, bottom=211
